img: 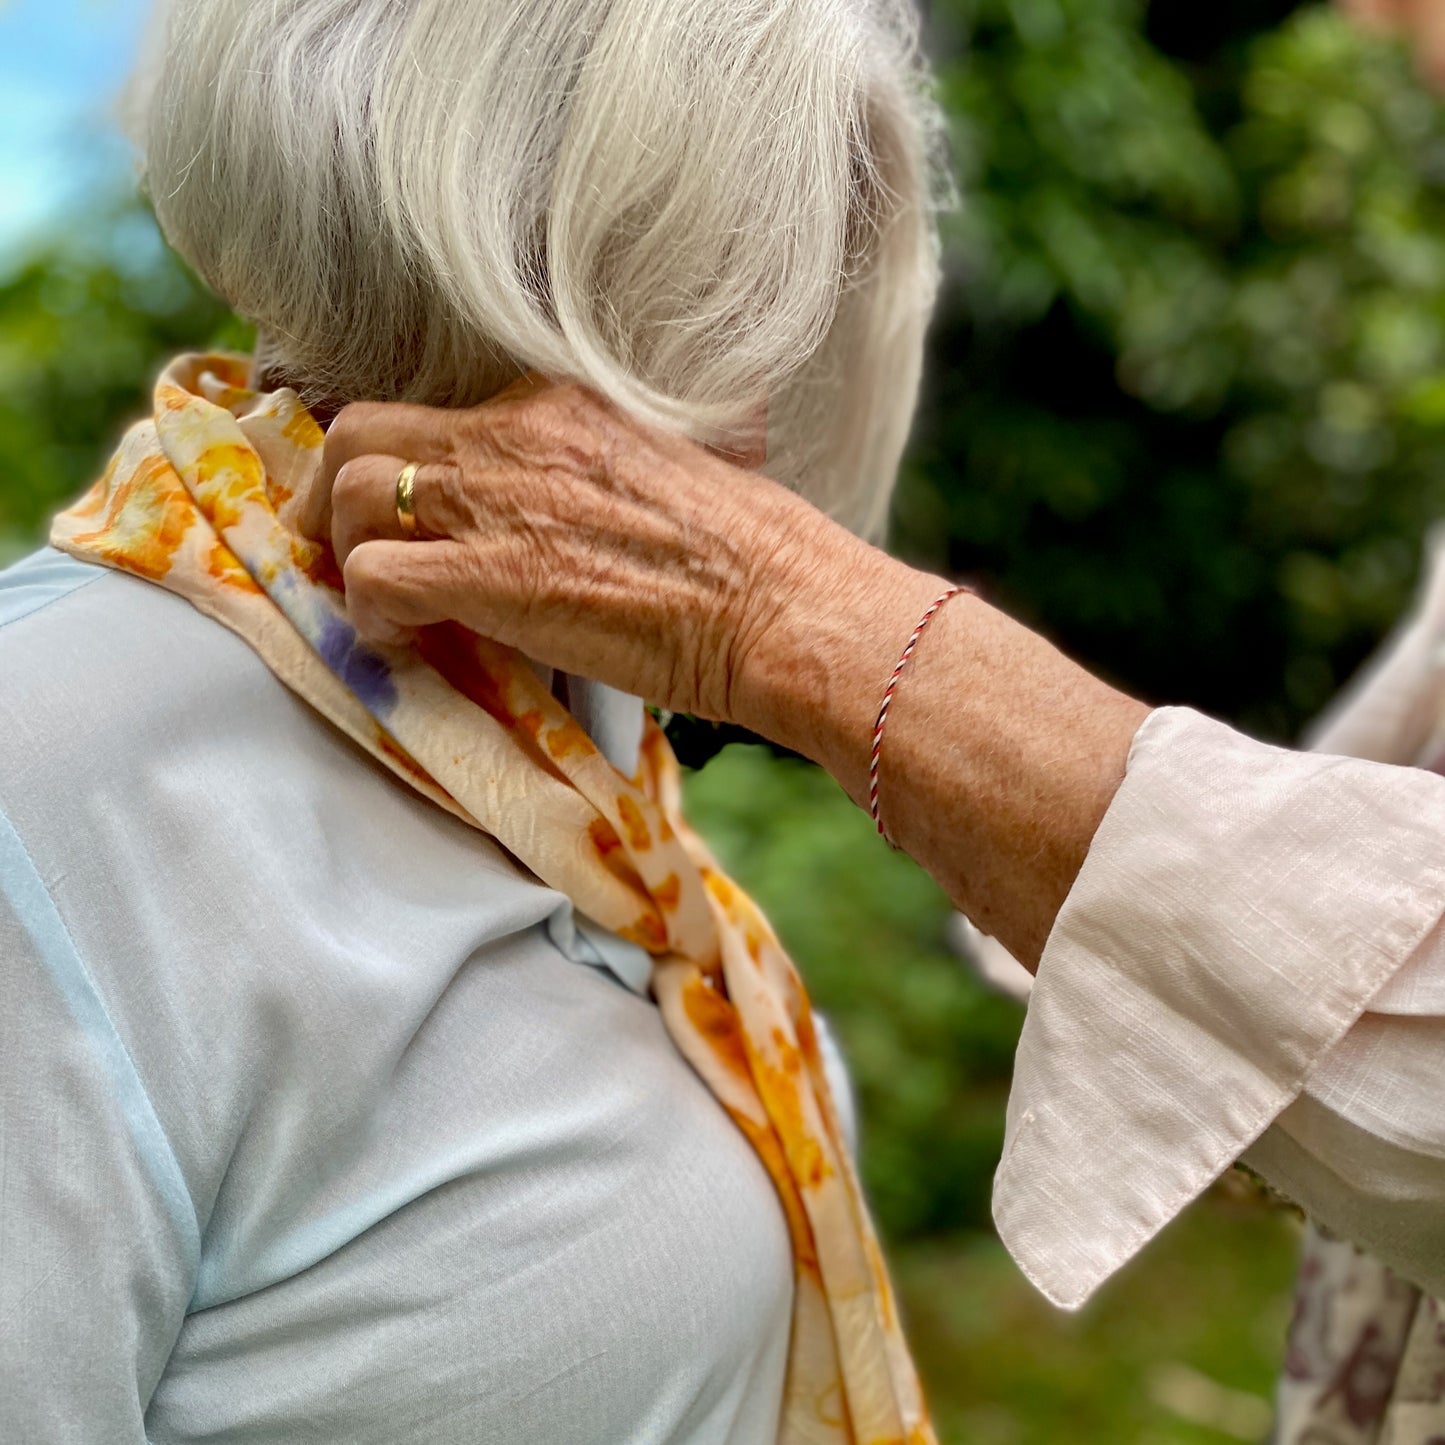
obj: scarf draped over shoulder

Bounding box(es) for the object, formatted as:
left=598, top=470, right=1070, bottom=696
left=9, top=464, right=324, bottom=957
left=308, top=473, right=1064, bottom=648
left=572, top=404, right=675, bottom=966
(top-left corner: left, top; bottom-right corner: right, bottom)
left=51, top=354, right=936, bottom=1445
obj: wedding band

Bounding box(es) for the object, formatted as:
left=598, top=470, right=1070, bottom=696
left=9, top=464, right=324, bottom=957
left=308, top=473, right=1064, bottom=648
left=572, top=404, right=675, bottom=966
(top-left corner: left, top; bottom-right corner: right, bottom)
left=395, top=462, right=421, bottom=539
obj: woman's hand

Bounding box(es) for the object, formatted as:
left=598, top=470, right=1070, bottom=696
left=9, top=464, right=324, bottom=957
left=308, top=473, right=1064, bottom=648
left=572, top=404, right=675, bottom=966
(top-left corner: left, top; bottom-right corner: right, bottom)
left=318, top=376, right=1147, bottom=967
left=319, top=379, right=864, bottom=725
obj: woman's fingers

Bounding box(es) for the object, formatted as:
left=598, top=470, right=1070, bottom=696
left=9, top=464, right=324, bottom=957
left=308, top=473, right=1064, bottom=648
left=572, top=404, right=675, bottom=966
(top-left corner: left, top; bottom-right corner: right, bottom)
left=310, top=376, right=787, bottom=712
left=330, top=454, right=456, bottom=569
left=1410, top=0, right=1445, bottom=88
left=307, top=401, right=462, bottom=542
left=330, top=454, right=406, bottom=567
left=322, top=401, right=458, bottom=484
left=344, top=538, right=474, bottom=647
left=320, top=375, right=549, bottom=491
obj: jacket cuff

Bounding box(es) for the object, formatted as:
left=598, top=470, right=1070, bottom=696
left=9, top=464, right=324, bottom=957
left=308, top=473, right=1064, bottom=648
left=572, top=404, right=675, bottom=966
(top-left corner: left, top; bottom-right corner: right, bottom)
left=993, top=707, right=1445, bottom=1309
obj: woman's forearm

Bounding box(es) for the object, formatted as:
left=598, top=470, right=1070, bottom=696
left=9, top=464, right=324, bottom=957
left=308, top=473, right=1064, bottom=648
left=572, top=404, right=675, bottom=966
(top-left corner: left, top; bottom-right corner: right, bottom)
left=732, top=511, right=1150, bottom=968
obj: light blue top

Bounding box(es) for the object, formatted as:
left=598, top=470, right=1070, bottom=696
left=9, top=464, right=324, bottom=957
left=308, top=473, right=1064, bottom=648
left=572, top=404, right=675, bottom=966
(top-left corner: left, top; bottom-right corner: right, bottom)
left=0, top=549, right=799, bottom=1444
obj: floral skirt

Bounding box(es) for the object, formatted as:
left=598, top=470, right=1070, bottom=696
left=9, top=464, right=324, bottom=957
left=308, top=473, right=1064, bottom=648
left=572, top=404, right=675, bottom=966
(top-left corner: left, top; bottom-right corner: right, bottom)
left=1276, top=1224, right=1445, bottom=1444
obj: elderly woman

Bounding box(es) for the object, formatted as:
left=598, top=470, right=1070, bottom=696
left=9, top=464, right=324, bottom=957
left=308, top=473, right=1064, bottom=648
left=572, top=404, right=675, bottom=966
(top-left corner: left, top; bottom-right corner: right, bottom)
left=0, top=2, right=946, bottom=1442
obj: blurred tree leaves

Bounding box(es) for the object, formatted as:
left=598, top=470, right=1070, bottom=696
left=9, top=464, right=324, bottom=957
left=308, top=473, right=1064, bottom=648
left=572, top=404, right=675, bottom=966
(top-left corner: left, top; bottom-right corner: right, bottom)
left=904, top=1, right=1445, bottom=738
left=0, top=201, right=238, bottom=563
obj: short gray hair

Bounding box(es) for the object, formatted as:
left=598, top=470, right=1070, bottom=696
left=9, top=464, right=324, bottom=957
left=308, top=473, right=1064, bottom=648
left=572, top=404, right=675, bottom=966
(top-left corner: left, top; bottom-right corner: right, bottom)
left=129, top=0, right=945, bottom=535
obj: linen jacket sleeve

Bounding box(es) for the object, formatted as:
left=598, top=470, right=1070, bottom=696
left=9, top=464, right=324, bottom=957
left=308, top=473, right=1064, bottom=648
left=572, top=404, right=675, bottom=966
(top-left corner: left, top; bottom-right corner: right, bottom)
left=0, top=804, right=199, bottom=1441
left=992, top=536, right=1445, bottom=1312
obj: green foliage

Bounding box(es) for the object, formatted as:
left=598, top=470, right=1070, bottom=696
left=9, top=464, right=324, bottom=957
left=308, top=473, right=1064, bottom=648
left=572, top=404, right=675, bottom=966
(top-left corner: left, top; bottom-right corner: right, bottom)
left=905, top=1, right=1445, bottom=737
left=892, top=1194, right=1300, bottom=1444
left=0, top=201, right=239, bottom=563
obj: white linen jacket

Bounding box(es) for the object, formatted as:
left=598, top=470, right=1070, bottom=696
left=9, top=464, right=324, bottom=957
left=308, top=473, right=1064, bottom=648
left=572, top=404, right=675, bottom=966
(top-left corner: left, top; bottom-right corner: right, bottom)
left=989, top=531, right=1445, bottom=1313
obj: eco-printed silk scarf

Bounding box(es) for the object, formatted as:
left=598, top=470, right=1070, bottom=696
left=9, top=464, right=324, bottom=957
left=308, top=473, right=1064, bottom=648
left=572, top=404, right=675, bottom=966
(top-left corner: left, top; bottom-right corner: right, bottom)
left=50, top=354, right=934, bottom=1445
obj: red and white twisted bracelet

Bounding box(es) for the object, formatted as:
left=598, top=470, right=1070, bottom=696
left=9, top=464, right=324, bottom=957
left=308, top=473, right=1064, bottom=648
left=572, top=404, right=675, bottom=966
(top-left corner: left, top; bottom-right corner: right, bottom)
left=868, top=584, right=969, bottom=845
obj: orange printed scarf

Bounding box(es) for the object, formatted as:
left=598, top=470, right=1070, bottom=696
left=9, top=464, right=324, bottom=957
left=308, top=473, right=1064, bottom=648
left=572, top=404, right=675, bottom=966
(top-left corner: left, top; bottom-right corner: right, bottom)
left=51, top=354, right=933, bottom=1445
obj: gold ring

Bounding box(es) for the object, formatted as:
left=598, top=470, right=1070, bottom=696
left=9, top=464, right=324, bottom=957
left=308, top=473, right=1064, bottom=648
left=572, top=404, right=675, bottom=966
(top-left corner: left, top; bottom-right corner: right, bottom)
left=395, top=461, right=421, bottom=539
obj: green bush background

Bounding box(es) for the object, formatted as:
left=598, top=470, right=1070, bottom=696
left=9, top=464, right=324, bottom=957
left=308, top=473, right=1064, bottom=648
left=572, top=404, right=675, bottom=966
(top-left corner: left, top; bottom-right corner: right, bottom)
left=8, top=3, right=1442, bottom=1438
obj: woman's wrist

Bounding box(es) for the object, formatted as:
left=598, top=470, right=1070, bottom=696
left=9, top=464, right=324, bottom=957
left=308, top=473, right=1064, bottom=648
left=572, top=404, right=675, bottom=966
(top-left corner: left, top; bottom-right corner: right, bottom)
left=726, top=504, right=949, bottom=802
left=728, top=509, right=1149, bottom=962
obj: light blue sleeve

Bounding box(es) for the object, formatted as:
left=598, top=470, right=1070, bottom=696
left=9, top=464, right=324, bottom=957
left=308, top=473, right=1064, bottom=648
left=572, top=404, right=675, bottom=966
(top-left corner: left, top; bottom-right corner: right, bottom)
left=0, top=807, right=199, bottom=1442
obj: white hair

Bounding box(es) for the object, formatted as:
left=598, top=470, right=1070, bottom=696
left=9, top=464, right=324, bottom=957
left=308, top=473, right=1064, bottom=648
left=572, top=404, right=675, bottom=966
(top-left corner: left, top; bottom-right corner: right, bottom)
left=128, top=0, right=945, bottom=535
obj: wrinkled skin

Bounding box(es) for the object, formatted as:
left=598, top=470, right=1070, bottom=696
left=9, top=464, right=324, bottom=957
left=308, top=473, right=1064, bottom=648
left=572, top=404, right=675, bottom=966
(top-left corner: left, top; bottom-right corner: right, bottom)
left=320, top=378, right=835, bottom=729
left=319, top=376, right=1147, bottom=970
